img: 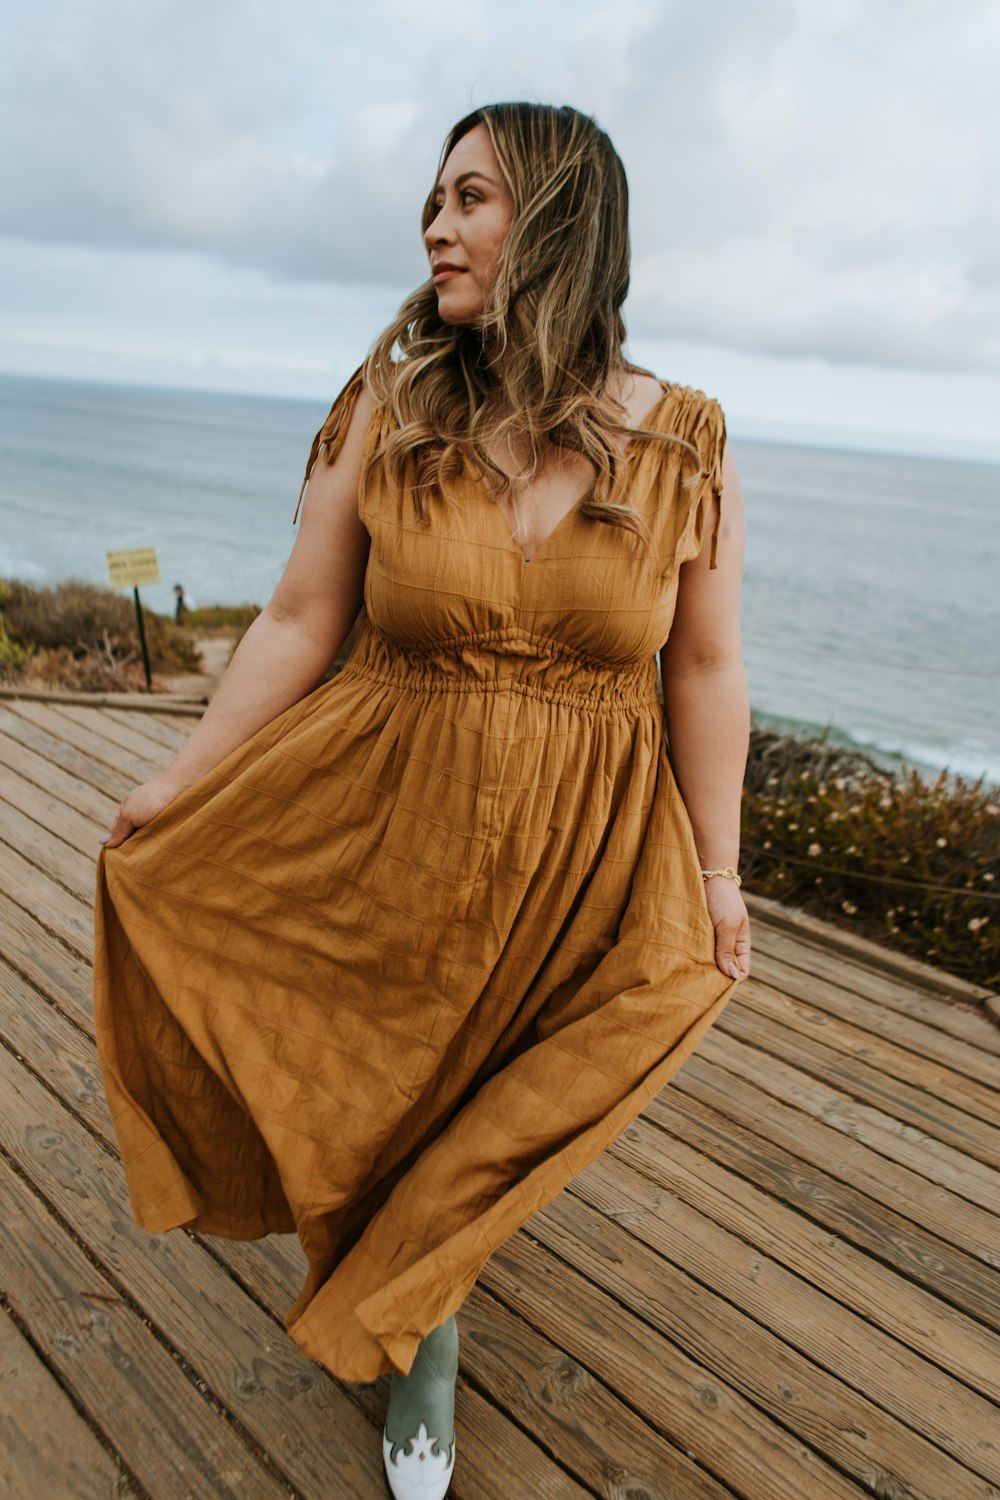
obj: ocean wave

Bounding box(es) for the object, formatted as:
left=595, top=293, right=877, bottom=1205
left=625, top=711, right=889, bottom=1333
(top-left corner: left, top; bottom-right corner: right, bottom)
left=750, top=707, right=1000, bottom=791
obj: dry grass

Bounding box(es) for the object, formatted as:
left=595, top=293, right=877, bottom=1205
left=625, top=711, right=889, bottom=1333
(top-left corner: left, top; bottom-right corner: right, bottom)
left=186, top=604, right=261, bottom=634
left=0, top=578, right=202, bottom=692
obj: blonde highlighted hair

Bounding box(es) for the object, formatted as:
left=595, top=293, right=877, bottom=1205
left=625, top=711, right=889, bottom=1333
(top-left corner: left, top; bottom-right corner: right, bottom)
left=359, top=102, right=705, bottom=546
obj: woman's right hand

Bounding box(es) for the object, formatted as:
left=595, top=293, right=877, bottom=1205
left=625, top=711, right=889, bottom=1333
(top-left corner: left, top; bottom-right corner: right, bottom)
left=101, top=775, right=189, bottom=850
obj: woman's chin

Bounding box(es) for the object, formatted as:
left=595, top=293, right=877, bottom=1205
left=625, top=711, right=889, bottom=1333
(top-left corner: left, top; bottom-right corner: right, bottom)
left=435, top=293, right=482, bottom=327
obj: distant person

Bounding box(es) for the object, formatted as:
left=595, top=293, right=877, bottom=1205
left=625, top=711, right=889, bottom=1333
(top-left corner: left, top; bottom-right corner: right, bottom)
left=95, top=102, right=750, bottom=1499
left=173, top=583, right=195, bottom=624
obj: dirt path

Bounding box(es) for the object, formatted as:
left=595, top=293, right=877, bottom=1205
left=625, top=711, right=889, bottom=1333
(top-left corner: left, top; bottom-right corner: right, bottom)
left=158, top=635, right=234, bottom=700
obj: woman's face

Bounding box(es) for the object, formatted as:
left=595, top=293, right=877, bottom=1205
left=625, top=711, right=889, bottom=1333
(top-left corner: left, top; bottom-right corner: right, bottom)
left=424, top=123, right=514, bottom=325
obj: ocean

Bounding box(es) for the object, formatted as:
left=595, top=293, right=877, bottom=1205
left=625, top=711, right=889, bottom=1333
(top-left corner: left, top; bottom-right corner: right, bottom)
left=1, top=371, right=996, bottom=788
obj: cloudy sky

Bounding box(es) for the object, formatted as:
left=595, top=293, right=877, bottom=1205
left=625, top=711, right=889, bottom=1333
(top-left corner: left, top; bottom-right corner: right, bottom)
left=2, top=0, right=998, bottom=459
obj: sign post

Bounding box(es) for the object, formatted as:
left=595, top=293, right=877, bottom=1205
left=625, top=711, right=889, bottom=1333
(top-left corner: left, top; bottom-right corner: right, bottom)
left=106, top=547, right=161, bottom=690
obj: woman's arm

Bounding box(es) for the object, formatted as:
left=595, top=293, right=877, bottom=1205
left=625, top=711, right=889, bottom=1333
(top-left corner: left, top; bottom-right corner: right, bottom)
left=659, top=442, right=751, bottom=980
left=102, top=380, right=376, bottom=848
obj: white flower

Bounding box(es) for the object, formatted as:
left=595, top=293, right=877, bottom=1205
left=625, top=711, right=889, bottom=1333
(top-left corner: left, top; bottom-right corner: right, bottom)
left=807, top=843, right=822, bottom=857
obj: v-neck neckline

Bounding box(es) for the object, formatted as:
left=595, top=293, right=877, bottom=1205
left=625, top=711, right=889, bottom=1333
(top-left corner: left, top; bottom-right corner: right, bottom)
left=494, top=380, right=674, bottom=567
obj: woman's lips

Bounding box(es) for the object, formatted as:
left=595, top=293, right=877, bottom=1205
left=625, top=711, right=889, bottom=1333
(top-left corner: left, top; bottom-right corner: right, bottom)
left=433, top=268, right=465, bottom=282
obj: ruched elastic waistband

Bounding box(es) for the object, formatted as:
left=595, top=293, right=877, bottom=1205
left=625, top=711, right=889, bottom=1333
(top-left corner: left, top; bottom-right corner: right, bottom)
left=339, top=620, right=661, bottom=715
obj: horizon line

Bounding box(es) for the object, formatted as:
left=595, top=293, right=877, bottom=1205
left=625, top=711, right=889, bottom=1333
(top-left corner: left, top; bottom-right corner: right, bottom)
left=1, top=364, right=998, bottom=470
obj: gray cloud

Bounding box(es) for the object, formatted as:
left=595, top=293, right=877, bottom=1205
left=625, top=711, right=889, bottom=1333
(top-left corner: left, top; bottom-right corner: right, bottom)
left=1, top=0, right=997, bottom=371
left=613, top=0, right=999, bottom=370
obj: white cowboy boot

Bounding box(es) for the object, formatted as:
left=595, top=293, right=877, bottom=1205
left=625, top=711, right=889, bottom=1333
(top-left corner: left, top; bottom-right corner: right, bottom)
left=382, top=1315, right=458, bottom=1500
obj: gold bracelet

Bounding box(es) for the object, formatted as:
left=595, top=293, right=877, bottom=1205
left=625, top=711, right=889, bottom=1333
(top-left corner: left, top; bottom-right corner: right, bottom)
left=701, top=866, right=742, bottom=887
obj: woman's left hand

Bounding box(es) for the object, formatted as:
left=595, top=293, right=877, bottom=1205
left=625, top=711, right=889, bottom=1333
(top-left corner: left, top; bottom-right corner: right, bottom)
left=704, top=877, right=751, bottom=983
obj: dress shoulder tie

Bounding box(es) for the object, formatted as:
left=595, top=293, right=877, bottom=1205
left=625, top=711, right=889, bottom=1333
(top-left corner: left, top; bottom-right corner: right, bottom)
left=292, top=363, right=367, bottom=525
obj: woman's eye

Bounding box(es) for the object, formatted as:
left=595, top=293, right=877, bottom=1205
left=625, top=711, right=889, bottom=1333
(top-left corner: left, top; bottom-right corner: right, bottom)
left=429, top=190, right=479, bottom=225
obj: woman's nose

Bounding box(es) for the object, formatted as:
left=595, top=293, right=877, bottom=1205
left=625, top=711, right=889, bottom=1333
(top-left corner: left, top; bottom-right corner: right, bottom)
left=424, top=206, right=456, bottom=249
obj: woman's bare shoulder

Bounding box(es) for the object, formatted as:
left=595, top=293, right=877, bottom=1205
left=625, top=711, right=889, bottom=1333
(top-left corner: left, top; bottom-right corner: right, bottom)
left=610, top=369, right=665, bottom=417
left=600, top=370, right=673, bottom=446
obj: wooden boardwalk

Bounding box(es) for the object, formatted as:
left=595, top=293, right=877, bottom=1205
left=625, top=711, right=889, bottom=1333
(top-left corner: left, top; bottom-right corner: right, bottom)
left=1, top=689, right=999, bottom=1500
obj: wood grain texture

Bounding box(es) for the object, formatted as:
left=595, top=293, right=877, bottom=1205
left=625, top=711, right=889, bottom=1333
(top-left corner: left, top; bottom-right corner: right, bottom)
left=0, top=1153, right=295, bottom=1500
left=0, top=1302, right=135, bottom=1500
left=2, top=699, right=998, bottom=1500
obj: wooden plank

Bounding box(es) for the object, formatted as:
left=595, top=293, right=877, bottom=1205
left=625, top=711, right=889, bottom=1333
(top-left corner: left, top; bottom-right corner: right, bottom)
left=459, top=1285, right=734, bottom=1499
left=0, top=948, right=671, bottom=1500
left=0, top=724, right=120, bottom=826
left=0, top=974, right=595, bottom=1500
left=0, top=1018, right=593, bottom=1500
left=752, top=949, right=1000, bottom=1081
left=751, top=923, right=1000, bottom=1051
left=6, top=701, right=163, bottom=785
left=541, top=1175, right=1000, bottom=1497
left=664, top=1057, right=1000, bottom=1268
left=730, top=980, right=1000, bottom=1129
left=0, top=1154, right=295, bottom=1500
left=481, top=1235, right=868, bottom=1499
left=719, top=1008, right=1000, bottom=1171
left=0, top=762, right=109, bottom=860
left=0, top=713, right=133, bottom=806
left=697, top=1028, right=1000, bottom=1209
left=47, top=703, right=175, bottom=772
left=0, top=951, right=621, bottom=1500
left=593, top=1126, right=1000, bottom=1450
left=747, top=894, right=996, bottom=1002
left=0, top=685, right=205, bottom=714
left=0, top=894, right=94, bottom=1027
left=0, top=957, right=104, bottom=1121
left=718, top=994, right=1000, bottom=1164
left=149, top=710, right=204, bottom=733
left=0, top=1037, right=416, bottom=1499
left=638, top=1084, right=1000, bottom=1335
left=97, top=707, right=191, bottom=756
left=0, top=1302, right=135, bottom=1499
left=223, top=1227, right=723, bottom=1500
left=0, top=837, right=93, bottom=960
left=0, top=796, right=95, bottom=902
left=202, top=1233, right=307, bottom=1317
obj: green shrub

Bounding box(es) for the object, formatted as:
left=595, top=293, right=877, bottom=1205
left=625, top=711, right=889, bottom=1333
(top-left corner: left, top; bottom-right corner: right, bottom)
left=0, top=620, right=35, bottom=671
left=742, top=728, right=999, bottom=990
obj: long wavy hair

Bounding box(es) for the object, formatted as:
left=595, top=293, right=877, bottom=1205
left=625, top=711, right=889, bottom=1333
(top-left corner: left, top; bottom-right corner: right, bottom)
left=361, top=102, right=704, bottom=547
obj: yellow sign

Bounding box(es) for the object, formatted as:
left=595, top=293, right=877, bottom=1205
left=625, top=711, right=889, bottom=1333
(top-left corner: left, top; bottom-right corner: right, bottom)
left=106, top=547, right=161, bottom=588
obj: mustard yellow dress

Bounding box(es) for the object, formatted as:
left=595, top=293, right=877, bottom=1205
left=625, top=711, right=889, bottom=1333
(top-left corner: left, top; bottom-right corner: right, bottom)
left=93, top=367, right=737, bottom=1383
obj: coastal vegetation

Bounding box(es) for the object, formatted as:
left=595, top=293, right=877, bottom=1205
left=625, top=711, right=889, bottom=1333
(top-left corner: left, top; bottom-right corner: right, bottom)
left=1, top=576, right=996, bottom=991
left=185, top=603, right=261, bottom=632
left=0, top=578, right=201, bottom=691
left=741, top=729, right=998, bottom=991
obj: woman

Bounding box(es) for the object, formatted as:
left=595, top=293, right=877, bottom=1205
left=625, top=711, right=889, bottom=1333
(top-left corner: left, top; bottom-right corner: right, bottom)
left=95, top=102, right=751, bottom=1500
